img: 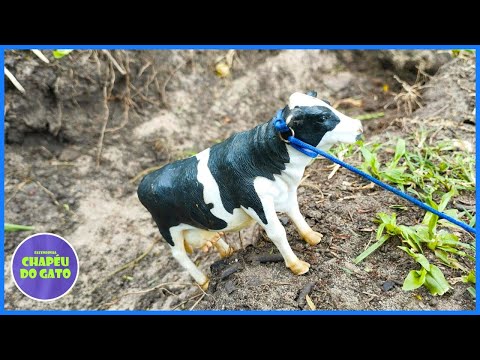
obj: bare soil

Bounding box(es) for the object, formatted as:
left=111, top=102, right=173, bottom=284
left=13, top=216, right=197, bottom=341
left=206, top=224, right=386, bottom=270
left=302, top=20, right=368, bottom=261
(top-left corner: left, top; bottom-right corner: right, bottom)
left=3, top=50, right=476, bottom=311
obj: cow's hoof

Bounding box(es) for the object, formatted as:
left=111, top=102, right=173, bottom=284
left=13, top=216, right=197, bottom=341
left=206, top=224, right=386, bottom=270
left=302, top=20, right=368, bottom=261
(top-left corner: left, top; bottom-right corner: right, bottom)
left=199, top=279, right=210, bottom=291
left=288, top=260, right=310, bottom=275
left=302, top=231, right=323, bottom=246
left=218, top=245, right=234, bottom=258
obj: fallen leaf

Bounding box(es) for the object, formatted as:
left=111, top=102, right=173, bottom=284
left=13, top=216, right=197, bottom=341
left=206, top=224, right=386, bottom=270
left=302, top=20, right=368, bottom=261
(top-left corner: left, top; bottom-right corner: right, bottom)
left=306, top=295, right=316, bottom=310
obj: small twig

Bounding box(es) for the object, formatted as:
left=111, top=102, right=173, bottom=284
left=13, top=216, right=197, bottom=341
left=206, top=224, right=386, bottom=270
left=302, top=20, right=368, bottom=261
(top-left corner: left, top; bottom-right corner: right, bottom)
left=101, top=50, right=126, bottom=75
left=121, top=283, right=179, bottom=297
left=260, top=281, right=293, bottom=287
left=137, top=61, right=152, bottom=79
left=130, top=165, right=164, bottom=184
left=328, top=149, right=347, bottom=179
left=34, top=180, right=64, bottom=209
left=333, top=98, right=363, bottom=109
left=54, top=101, right=63, bottom=136
left=128, top=84, right=160, bottom=106
left=5, top=180, right=30, bottom=206
left=93, top=51, right=102, bottom=77
left=31, top=49, right=50, bottom=63
left=34, top=179, right=76, bottom=216
left=132, top=67, right=160, bottom=100
left=96, top=86, right=110, bottom=167
left=428, top=125, right=444, bottom=145
left=300, top=183, right=324, bottom=199
left=106, top=53, right=132, bottom=133
left=299, top=174, right=310, bottom=185
left=159, top=60, right=187, bottom=109
left=238, top=231, right=244, bottom=250
left=172, top=293, right=203, bottom=310
left=98, top=238, right=158, bottom=286
left=189, top=293, right=206, bottom=310
left=348, top=211, right=354, bottom=223
left=427, top=105, right=449, bottom=119
left=101, top=282, right=189, bottom=308
left=4, top=67, right=25, bottom=94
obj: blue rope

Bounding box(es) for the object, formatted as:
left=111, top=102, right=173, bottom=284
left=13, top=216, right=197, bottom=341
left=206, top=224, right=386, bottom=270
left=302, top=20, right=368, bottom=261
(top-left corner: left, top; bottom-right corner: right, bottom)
left=273, top=111, right=476, bottom=235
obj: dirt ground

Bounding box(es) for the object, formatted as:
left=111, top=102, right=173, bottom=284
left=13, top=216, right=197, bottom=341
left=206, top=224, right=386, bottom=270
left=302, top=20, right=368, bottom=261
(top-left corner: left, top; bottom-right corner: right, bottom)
left=3, top=49, right=476, bottom=311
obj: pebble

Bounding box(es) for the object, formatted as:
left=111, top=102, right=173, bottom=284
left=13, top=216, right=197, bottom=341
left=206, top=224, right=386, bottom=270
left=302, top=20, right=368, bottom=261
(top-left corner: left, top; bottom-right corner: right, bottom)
left=382, top=281, right=395, bottom=292
left=224, top=280, right=237, bottom=295
left=279, top=216, right=289, bottom=226
left=38, top=146, right=54, bottom=159
left=390, top=253, right=401, bottom=260
left=59, top=148, right=81, bottom=162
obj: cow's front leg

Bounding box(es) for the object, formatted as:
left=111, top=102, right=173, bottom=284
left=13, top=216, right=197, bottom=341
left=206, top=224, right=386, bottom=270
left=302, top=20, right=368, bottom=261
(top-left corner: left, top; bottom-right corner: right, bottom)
left=243, top=197, right=310, bottom=275
left=286, top=190, right=323, bottom=246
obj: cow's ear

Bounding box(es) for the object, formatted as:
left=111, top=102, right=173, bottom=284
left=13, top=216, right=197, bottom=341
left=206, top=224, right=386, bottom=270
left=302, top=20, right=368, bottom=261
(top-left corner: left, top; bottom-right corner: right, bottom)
left=322, top=99, right=331, bottom=106
left=306, top=90, right=317, bottom=97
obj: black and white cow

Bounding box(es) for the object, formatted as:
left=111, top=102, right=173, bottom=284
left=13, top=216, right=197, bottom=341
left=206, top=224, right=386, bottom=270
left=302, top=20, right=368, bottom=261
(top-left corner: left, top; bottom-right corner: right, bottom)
left=138, top=91, right=363, bottom=289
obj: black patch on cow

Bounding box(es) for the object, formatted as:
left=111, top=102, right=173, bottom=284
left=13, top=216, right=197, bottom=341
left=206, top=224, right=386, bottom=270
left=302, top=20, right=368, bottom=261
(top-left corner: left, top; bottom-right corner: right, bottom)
left=207, top=120, right=290, bottom=225
left=289, top=106, right=340, bottom=147
left=137, top=156, right=228, bottom=245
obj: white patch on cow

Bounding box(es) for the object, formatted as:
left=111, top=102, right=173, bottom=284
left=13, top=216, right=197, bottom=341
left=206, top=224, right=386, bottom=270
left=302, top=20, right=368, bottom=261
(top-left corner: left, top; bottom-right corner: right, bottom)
left=253, top=146, right=312, bottom=213
left=196, top=148, right=232, bottom=221
left=196, top=148, right=255, bottom=231
left=287, top=92, right=363, bottom=149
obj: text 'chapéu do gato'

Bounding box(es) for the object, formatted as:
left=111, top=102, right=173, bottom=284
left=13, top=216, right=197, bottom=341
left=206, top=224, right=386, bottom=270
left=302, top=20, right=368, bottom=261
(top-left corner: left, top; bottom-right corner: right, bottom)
left=138, top=91, right=363, bottom=290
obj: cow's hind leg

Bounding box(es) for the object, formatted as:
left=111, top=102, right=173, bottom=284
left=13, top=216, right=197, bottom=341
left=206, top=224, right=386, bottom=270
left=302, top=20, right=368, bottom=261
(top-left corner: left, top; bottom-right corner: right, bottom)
left=168, top=227, right=210, bottom=290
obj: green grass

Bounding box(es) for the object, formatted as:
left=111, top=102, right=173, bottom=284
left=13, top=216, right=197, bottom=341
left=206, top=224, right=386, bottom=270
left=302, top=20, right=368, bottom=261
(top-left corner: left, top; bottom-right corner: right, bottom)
left=5, top=223, right=34, bottom=232
left=331, top=129, right=476, bottom=297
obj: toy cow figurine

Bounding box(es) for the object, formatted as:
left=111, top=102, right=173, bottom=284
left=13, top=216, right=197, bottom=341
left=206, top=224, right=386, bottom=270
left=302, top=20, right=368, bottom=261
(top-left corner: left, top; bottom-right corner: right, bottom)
left=138, top=91, right=363, bottom=289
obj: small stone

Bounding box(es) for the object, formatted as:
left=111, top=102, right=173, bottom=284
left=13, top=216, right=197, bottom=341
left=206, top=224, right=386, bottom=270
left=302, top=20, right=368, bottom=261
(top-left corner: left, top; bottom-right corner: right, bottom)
left=224, top=280, right=236, bottom=295
left=382, top=281, right=395, bottom=292
left=38, top=146, right=54, bottom=159
left=59, top=148, right=81, bottom=162
left=279, top=216, right=289, bottom=226
left=390, top=253, right=400, bottom=260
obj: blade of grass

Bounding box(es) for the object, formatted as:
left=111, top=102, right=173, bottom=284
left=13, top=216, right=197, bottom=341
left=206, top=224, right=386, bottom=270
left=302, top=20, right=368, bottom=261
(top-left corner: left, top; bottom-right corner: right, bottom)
left=355, top=234, right=389, bottom=264
left=5, top=223, right=34, bottom=232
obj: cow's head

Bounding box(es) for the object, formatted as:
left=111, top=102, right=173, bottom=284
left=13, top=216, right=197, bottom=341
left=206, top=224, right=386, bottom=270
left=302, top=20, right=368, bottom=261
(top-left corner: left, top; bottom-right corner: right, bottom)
left=284, top=91, right=363, bottom=150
